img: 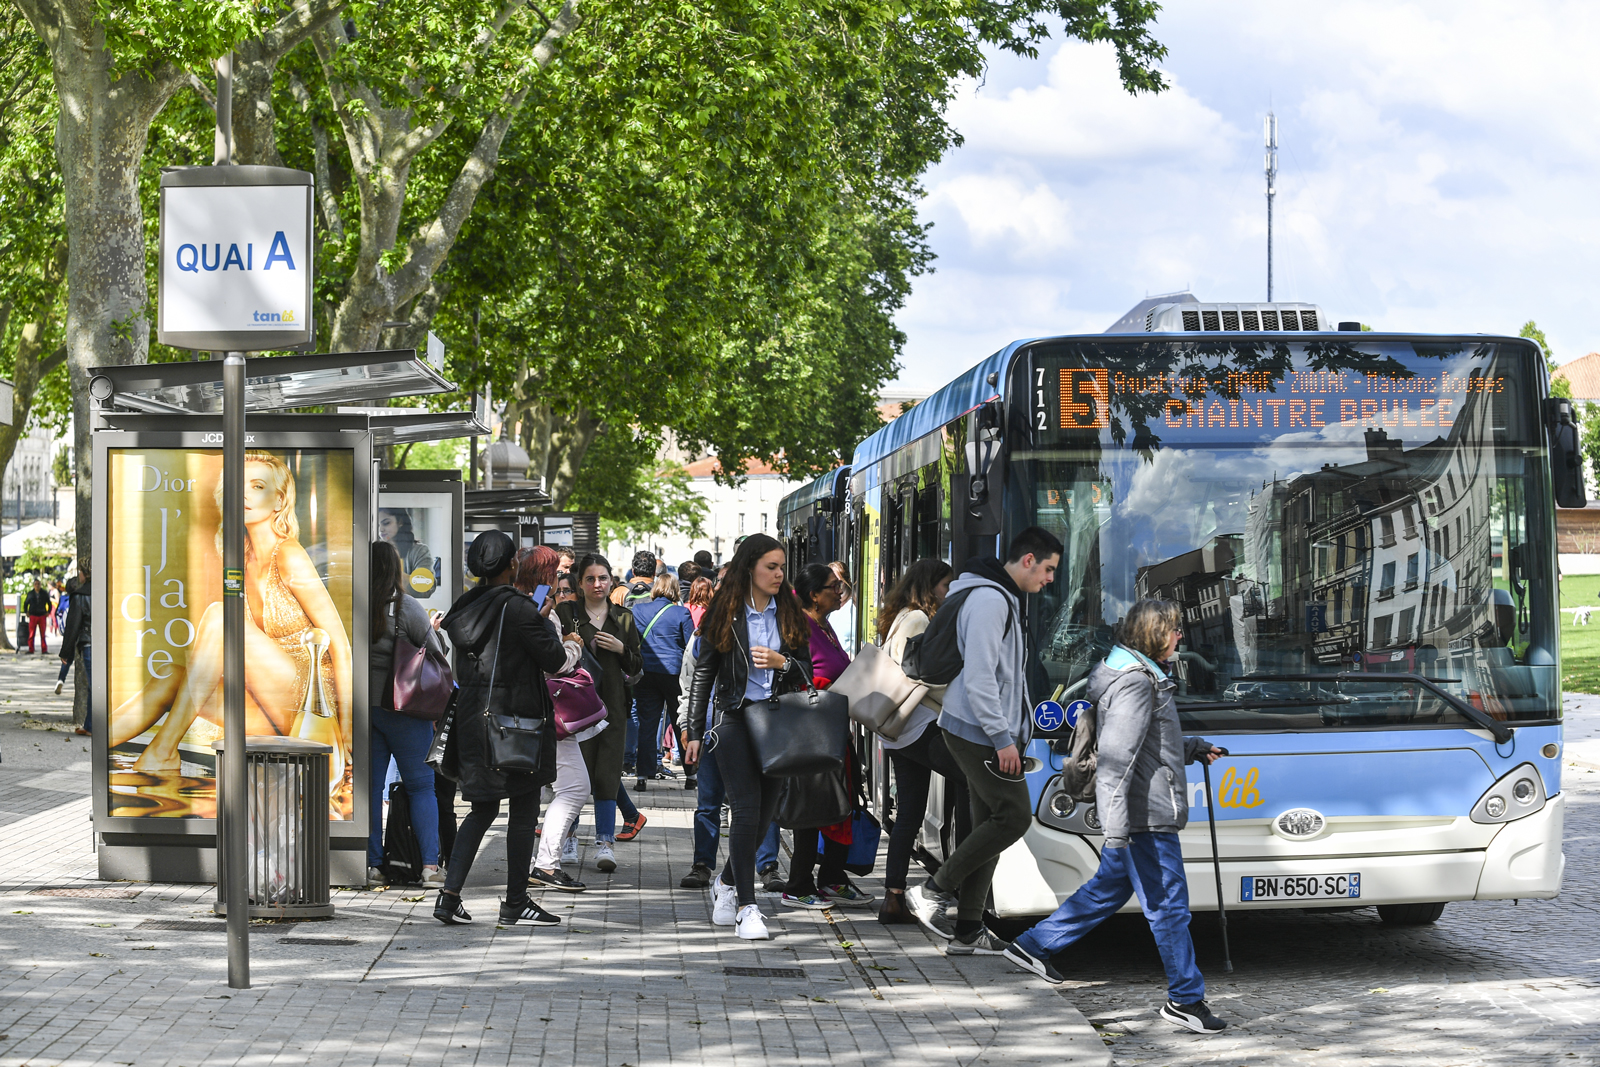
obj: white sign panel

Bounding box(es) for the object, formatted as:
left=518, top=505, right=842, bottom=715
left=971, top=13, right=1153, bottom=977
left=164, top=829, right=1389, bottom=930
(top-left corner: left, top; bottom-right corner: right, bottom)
left=157, top=167, right=314, bottom=352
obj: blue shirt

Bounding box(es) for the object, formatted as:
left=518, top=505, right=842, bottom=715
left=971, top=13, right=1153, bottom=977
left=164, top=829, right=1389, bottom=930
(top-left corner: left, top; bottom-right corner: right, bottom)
left=743, top=597, right=781, bottom=701
left=631, top=598, right=696, bottom=675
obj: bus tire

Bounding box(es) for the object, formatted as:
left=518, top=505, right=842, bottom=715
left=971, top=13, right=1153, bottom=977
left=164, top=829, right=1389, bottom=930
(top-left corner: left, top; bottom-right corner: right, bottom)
left=1376, top=902, right=1447, bottom=925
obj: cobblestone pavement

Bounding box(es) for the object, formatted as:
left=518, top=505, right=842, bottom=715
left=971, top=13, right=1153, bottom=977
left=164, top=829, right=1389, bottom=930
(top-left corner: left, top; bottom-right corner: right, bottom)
left=1048, top=694, right=1600, bottom=1067
left=0, top=655, right=1106, bottom=1067
left=2, top=650, right=1597, bottom=1066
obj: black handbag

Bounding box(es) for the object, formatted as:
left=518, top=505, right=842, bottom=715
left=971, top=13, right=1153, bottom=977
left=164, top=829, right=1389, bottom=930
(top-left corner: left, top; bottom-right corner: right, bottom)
left=775, top=765, right=853, bottom=829
left=743, top=679, right=850, bottom=777
left=474, top=603, right=547, bottom=773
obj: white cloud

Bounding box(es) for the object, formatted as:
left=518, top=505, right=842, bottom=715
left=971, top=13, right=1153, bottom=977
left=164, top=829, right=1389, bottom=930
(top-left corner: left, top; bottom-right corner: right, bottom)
left=894, top=1, right=1600, bottom=389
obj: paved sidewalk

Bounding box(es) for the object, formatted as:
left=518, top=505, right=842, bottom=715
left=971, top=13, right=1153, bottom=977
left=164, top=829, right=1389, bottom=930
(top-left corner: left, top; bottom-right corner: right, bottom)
left=0, top=655, right=1111, bottom=1067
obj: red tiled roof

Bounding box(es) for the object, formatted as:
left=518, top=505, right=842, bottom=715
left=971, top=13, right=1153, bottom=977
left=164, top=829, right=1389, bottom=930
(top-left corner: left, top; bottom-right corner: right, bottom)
left=682, top=457, right=782, bottom=478
left=1555, top=352, right=1600, bottom=401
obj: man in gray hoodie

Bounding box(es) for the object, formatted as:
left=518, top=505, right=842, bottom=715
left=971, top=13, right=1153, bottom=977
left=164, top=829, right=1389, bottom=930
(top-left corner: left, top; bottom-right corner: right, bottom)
left=906, top=526, right=1061, bottom=954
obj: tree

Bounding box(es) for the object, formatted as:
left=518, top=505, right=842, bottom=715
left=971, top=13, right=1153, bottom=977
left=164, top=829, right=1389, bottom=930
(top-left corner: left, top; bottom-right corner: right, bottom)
left=565, top=428, right=707, bottom=545
left=12, top=0, right=348, bottom=561
left=0, top=15, right=70, bottom=532
left=1521, top=320, right=1568, bottom=398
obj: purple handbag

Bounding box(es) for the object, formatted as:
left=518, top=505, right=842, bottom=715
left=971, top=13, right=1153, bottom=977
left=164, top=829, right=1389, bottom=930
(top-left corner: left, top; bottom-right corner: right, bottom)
left=388, top=632, right=456, bottom=720
left=548, top=668, right=608, bottom=739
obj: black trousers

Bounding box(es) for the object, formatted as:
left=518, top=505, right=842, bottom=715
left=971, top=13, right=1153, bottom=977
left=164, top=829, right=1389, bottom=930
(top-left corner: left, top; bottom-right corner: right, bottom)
left=786, top=830, right=849, bottom=897
left=435, top=772, right=458, bottom=863
left=711, top=704, right=784, bottom=906
left=885, top=725, right=971, bottom=891
left=443, top=792, right=539, bottom=906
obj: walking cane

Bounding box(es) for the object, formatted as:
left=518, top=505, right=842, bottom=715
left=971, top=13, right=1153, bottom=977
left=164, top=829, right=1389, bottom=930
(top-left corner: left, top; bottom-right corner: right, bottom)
left=1201, top=752, right=1233, bottom=973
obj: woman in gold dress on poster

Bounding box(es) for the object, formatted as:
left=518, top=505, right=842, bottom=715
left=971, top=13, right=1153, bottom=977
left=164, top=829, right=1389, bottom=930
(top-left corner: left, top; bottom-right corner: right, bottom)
left=110, top=451, right=353, bottom=810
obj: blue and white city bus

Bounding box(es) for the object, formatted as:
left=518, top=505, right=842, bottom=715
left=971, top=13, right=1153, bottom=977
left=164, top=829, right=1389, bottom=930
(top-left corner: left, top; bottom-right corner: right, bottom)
left=806, top=294, right=1584, bottom=926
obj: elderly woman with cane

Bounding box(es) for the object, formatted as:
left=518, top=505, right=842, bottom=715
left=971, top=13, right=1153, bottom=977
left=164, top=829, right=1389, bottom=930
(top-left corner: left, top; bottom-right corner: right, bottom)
left=1001, top=598, right=1229, bottom=1036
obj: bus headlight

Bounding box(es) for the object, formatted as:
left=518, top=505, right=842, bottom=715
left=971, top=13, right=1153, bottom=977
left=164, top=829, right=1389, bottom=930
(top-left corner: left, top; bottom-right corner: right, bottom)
left=1470, top=763, right=1547, bottom=824
left=1036, top=775, right=1102, bottom=836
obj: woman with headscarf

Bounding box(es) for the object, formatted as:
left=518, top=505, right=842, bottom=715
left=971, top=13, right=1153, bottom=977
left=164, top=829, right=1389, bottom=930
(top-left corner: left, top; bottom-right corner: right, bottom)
left=434, top=530, right=569, bottom=927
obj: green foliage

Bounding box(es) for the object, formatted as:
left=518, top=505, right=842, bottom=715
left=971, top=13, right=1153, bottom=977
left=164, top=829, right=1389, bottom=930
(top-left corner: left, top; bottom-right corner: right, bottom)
left=568, top=428, right=708, bottom=544
left=5, top=527, right=73, bottom=594
left=51, top=445, right=71, bottom=488
left=1521, top=320, right=1568, bottom=398
left=86, top=0, right=283, bottom=76
left=395, top=438, right=470, bottom=480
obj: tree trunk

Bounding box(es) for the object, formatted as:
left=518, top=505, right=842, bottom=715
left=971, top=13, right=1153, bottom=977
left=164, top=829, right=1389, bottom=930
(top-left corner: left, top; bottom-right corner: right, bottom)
left=545, top=408, right=601, bottom=508
left=15, top=1, right=187, bottom=564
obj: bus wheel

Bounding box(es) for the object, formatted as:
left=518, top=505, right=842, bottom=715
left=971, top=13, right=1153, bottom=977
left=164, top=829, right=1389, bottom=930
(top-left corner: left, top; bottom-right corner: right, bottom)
left=1376, top=902, right=1447, bottom=925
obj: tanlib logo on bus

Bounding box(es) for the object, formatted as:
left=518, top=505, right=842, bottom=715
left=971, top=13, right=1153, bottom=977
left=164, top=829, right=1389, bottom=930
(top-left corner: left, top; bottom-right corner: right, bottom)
left=1215, top=766, right=1264, bottom=809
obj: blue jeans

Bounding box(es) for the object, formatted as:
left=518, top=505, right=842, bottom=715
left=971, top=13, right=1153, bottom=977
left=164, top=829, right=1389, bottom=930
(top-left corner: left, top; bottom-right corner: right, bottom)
left=594, top=784, right=640, bottom=840
left=692, top=744, right=779, bottom=871
left=1015, top=831, right=1204, bottom=1003
left=367, top=706, right=440, bottom=867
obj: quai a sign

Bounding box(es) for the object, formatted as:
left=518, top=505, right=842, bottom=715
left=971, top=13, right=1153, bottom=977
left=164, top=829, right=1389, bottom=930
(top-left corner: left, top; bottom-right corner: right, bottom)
left=157, top=166, right=314, bottom=351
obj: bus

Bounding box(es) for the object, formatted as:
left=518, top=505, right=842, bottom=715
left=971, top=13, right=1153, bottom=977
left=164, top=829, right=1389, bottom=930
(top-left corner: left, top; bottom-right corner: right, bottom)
left=799, top=295, right=1582, bottom=926
left=776, top=466, right=852, bottom=572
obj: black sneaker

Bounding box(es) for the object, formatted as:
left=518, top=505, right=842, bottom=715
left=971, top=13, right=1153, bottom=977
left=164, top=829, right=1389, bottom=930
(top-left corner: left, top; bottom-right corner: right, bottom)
left=946, top=926, right=1011, bottom=955
left=683, top=775, right=697, bottom=791
left=1002, top=941, right=1065, bottom=985
left=529, top=866, right=587, bottom=892
left=433, top=891, right=472, bottom=925
left=622, top=763, right=636, bottom=776
left=1159, top=999, right=1227, bottom=1035
left=499, top=898, right=562, bottom=926
left=635, top=777, right=648, bottom=791
left=758, top=862, right=786, bottom=894
left=679, top=863, right=713, bottom=889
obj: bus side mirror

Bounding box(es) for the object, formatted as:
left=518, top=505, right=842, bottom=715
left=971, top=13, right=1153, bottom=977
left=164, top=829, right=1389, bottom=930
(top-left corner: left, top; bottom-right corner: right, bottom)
left=962, top=403, right=1004, bottom=537
left=1544, top=397, right=1587, bottom=508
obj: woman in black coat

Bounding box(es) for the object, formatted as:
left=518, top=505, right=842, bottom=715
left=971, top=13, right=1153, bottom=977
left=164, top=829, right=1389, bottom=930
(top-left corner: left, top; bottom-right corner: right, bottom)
left=683, top=533, right=813, bottom=940
left=435, top=530, right=569, bottom=927
left=555, top=553, right=644, bottom=874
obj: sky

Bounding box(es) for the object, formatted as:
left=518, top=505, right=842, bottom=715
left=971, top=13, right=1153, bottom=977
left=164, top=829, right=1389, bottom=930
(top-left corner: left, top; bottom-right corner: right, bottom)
left=894, top=0, right=1600, bottom=388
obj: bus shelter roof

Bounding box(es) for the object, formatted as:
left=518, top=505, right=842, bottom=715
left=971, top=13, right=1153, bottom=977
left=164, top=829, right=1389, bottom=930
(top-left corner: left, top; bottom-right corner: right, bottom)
left=465, top=486, right=554, bottom=514
left=88, top=350, right=452, bottom=415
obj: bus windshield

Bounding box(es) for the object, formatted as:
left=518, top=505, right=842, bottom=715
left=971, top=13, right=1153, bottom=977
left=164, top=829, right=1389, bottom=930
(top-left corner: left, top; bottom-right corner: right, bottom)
left=1010, top=337, right=1559, bottom=732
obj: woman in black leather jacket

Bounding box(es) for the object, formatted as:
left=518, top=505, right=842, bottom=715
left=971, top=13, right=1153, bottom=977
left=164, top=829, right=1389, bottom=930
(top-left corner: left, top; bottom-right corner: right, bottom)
left=684, top=533, right=812, bottom=940
left=435, top=530, right=569, bottom=928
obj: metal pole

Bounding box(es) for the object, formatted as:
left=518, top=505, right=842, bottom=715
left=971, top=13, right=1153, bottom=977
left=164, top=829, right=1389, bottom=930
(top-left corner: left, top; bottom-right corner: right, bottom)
left=1202, top=757, right=1233, bottom=973
left=215, top=51, right=250, bottom=991
left=1264, top=111, right=1277, bottom=303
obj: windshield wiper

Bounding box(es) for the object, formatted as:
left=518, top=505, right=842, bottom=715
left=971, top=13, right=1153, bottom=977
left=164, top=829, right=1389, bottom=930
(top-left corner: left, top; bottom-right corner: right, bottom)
left=1243, top=672, right=1512, bottom=743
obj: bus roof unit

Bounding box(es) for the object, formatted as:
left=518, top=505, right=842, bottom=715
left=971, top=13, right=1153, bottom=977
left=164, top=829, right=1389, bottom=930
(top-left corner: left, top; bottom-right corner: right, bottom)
left=1104, top=293, right=1330, bottom=334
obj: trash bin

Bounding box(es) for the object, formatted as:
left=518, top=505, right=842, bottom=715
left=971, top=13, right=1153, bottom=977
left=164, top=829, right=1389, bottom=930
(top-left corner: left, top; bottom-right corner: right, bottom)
left=212, top=736, right=335, bottom=919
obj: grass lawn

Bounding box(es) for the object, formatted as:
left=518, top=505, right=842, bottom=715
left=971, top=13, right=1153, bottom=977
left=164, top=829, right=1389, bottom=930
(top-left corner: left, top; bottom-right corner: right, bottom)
left=1560, top=582, right=1600, bottom=694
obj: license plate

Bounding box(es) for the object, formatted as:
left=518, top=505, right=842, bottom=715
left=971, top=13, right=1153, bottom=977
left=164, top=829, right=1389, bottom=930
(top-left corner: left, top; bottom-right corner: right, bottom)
left=1239, top=873, right=1361, bottom=902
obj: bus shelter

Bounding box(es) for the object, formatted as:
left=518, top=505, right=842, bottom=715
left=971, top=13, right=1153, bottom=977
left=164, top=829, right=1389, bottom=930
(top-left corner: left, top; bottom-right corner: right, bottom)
left=87, top=352, right=484, bottom=886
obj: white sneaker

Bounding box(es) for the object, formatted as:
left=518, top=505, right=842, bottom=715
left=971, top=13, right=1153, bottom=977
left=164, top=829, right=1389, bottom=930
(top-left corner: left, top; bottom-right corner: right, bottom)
left=421, top=865, right=445, bottom=887
left=53, top=679, right=64, bottom=695
left=561, top=834, right=579, bottom=865
left=712, top=875, right=738, bottom=926
left=736, top=903, right=770, bottom=940
left=594, top=841, right=617, bottom=873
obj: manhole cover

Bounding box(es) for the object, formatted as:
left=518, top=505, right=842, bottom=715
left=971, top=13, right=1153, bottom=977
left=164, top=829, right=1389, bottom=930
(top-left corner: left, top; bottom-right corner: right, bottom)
left=278, top=936, right=359, bottom=946
left=137, top=919, right=227, bottom=931
left=32, top=887, right=141, bottom=899
left=723, top=966, right=806, bottom=979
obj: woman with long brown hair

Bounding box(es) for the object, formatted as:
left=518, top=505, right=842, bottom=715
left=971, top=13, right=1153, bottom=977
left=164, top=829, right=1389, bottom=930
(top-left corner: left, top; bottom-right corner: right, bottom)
left=874, top=556, right=970, bottom=924
left=367, top=540, right=447, bottom=886
left=684, top=533, right=813, bottom=940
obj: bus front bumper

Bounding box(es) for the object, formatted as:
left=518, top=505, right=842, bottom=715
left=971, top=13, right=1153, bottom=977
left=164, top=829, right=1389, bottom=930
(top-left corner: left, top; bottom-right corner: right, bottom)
left=990, top=793, right=1565, bottom=919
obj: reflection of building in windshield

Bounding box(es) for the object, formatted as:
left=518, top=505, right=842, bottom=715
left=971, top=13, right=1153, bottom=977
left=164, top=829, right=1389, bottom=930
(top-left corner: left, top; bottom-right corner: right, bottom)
left=1129, top=363, right=1536, bottom=707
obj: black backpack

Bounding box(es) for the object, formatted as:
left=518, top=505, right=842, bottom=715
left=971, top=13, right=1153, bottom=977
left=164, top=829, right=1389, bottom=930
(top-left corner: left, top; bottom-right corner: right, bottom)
left=901, top=587, right=1015, bottom=686
left=380, top=780, right=424, bottom=886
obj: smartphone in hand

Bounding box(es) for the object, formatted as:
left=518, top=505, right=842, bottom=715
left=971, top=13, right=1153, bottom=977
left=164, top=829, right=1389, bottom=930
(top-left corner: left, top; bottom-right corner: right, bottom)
left=531, top=584, right=551, bottom=609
